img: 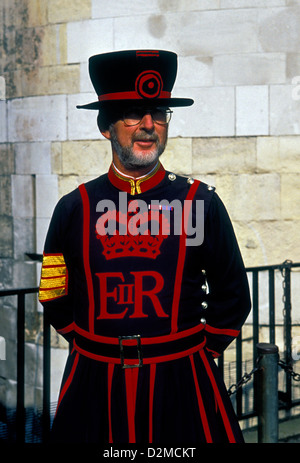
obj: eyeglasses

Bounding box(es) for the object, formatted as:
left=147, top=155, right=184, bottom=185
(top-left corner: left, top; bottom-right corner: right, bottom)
left=123, top=107, right=173, bottom=126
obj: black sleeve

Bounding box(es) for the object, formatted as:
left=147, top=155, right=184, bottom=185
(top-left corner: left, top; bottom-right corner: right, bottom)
left=202, top=192, right=251, bottom=357
left=38, top=196, right=76, bottom=342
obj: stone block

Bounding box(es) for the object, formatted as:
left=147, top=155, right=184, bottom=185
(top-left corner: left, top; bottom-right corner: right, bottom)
left=279, top=137, right=300, bottom=172
left=11, top=260, right=37, bottom=288
left=58, top=174, right=95, bottom=197
left=0, top=101, right=7, bottom=143
left=13, top=218, right=35, bottom=260
left=26, top=0, right=48, bottom=27
left=19, top=66, right=48, bottom=97
left=258, top=7, right=300, bottom=53
left=176, top=56, right=213, bottom=88
left=0, top=258, right=13, bottom=289
left=192, top=137, right=256, bottom=174
left=15, top=142, right=51, bottom=174
left=25, top=342, right=43, bottom=388
left=214, top=53, right=286, bottom=86
left=38, top=25, right=57, bottom=67
left=236, top=86, right=269, bottom=136
left=169, top=87, right=235, bottom=137
left=51, top=142, right=62, bottom=173
left=4, top=69, right=23, bottom=99
left=257, top=136, right=300, bottom=173
left=80, top=62, right=94, bottom=93
left=114, top=9, right=257, bottom=56
left=61, top=140, right=111, bottom=176
left=256, top=136, right=279, bottom=173
left=19, top=65, right=80, bottom=97
left=0, top=176, right=12, bottom=215
left=8, top=95, right=67, bottom=142
left=287, top=53, right=300, bottom=79
left=67, top=94, right=100, bottom=140
left=67, top=19, right=114, bottom=63
left=236, top=219, right=300, bottom=268
left=35, top=174, right=58, bottom=218
left=48, top=64, right=80, bottom=95
left=48, top=0, right=91, bottom=24
left=221, top=0, right=285, bottom=7
left=270, top=85, right=300, bottom=135
left=0, top=341, right=17, bottom=383
left=11, top=175, right=35, bottom=218
left=0, top=217, right=13, bottom=258
left=36, top=217, right=51, bottom=254
left=215, top=173, right=281, bottom=221
left=281, top=174, right=300, bottom=220
left=92, top=0, right=219, bottom=18
left=0, top=144, right=14, bottom=174
left=161, top=137, right=192, bottom=175
left=0, top=76, right=5, bottom=100
left=0, top=306, right=17, bottom=342
left=58, top=23, right=68, bottom=65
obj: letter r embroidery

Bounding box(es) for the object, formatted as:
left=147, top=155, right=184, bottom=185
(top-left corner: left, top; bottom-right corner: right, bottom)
left=96, top=271, right=168, bottom=319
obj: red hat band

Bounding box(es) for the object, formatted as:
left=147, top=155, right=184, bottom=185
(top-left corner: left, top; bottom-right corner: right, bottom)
left=98, top=70, right=171, bottom=102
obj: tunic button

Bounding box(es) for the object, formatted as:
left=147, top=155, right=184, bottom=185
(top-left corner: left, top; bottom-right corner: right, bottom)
left=201, top=269, right=206, bottom=275
left=207, top=185, right=214, bottom=191
left=187, top=177, right=194, bottom=184
left=200, top=318, right=206, bottom=325
left=168, top=173, right=176, bottom=181
left=201, top=301, right=208, bottom=309
left=201, top=284, right=207, bottom=292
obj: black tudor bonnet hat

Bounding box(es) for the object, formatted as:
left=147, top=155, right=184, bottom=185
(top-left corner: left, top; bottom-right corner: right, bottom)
left=76, top=49, right=194, bottom=110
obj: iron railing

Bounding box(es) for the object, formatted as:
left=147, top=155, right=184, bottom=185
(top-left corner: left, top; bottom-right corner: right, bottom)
left=0, top=260, right=300, bottom=442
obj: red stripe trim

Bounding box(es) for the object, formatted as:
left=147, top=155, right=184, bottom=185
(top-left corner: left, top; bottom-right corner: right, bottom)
left=171, top=180, right=200, bottom=333
left=108, top=363, right=114, bottom=443
left=98, top=90, right=171, bottom=101
left=136, top=50, right=159, bottom=56
left=78, top=184, right=95, bottom=333
left=149, top=364, right=156, bottom=443
left=206, top=347, right=221, bottom=358
left=41, top=265, right=66, bottom=269
left=39, top=284, right=65, bottom=291
left=57, top=321, right=75, bottom=335
left=55, top=352, right=79, bottom=414
left=189, top=354, right=212, bottom=443
left=199, top=349, right=236, bottom=443
left=73, top=338, right=206, bottom=365
left=73, top=321, right=204, bottom=345
left=205, top=324, right=240, bottom=338
left=125, top=368, right=139, bottom=443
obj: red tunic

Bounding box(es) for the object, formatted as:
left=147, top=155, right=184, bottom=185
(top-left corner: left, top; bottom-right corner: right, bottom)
left=39, top=162, right=251, bottom=443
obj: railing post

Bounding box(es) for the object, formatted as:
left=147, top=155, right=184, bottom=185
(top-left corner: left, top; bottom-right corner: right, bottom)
left=42, top=311, right=51, bottom=442
left=257, top=343, right=279, bottom=443
left=16, top=292, right=25, bottom=444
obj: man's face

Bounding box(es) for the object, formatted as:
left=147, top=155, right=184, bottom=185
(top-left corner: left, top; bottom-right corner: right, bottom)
left=102, top=107, right=169, bottom=171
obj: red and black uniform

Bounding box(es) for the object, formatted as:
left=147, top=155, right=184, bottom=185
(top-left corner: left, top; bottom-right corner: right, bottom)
left=39, top=162, right=251, bottom=443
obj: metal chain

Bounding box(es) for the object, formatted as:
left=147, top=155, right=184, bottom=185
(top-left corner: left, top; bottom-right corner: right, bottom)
left=227, top=355, right=300, bottom=396
left=280, top=259, right=293, bottom=319
left=278, top=359, right=300, bottom=382
left=227, top=356, right=262, bottom=396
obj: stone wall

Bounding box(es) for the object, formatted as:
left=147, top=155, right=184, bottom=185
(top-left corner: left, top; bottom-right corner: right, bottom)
left=0, top=0, right=300, bottom=422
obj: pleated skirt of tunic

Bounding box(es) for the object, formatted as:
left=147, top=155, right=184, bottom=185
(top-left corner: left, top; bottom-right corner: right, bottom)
left=50, top=346, right=244, bottom=444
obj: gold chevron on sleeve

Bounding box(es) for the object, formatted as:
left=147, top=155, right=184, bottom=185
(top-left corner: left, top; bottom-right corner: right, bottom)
left=39, top=253, right=68, bottom=302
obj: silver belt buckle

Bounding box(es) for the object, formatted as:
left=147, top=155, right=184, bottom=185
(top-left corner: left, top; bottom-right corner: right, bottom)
left=119, top=335, right=143, bottom=369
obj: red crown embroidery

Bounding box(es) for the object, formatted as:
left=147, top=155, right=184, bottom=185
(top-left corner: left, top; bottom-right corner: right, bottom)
left=96, top=210, right=169, bottom=260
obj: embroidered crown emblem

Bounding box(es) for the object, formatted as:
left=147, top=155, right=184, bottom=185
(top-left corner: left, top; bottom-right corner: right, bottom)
left=96, top=210, right=169, bottom=260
